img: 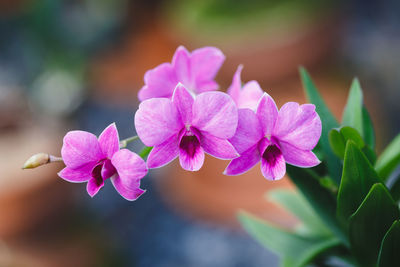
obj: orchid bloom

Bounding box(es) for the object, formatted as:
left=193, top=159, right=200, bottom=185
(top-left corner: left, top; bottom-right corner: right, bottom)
left=138, top=46, right=225, bottom=101
left=224, top=93, right=321, bottom=180
left=58, top=123, right=147, bottom=200
left=135, top=84, right=239, bottom=171
left=227, top=65, right=264, bottom=110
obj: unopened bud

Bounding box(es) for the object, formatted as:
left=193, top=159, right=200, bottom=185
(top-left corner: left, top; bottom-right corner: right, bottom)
left=23, top=153, right=50, bottom=169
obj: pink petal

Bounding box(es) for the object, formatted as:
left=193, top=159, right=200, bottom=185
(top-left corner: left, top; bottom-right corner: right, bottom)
left=200, top=133, right=239, bottom=159
left=111, top=149, right=148, bottom=189
left=86, top=177, right=104, bottom=197
left=138, top=63, right=178, bottom=101
left=223, top=145, right=260, bottom=176
left=279, top=141, right=321, bottom=167
left=111, top=175, right=146, bottom=201
left=147, top=134, right=180, bottom=169
left=172, top=83, right=194, bottom=125
left=101, top=159, right=116, bottom=179
left=256, top=93, right=278, bottom=136
left=57, top=164, right=93, bottom=183
left=98, top=123, right=119, bottom=158
left=227, top=65, right=243, bottom=105
left=260, top=151, right=286, bottom=181
left=192, top=91, right=238, bottom=139
left=237, top=81, right=264, bottom=110
left=179, top=135, right=205, bottom=171
left=61, top=130, right=103, bottom=169
left=229, top=108, right=263, bottom=154
left=191, top=47, right=225, bottom=93
left=135, top=98, right=183, bottom=146
left=172, top=46, right=191, bottom=87
left=273, top=103, right=321, bottom=150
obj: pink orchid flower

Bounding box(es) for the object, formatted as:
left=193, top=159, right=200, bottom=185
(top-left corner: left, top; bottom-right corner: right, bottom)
left=135, top=83, right=239, bottom=171
left=227, top=65, right=264, bottom=110
left=224, top=93, right=321, bottom=180
left=58, top=123, right=147, bottom=200
left=138, top=46, right=225, bottom=101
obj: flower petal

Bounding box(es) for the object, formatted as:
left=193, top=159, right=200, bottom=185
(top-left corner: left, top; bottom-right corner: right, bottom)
left=179, top=136, right=205, bottom=171
left=138, top=63, right=178, bottom=101
left=172, top=83, right=194, bottom=125
left=147, top=134, right=180, bottom=169
left=111, top=175, right=146, bottom=201
left=172, top=46, right=191, bottom=87
left=229, top=108, right=262, bottom=154
left=111, top=149, right=148, bottom=189
left=256, top=93, right=278, bottom=136
left=98, top=123, right=119, bottom=158
left=238, top=81, right=264, bottom=110
left=227, top=65, right=243, bottom=104
left=61, top=130, right=103, bottom=169
left=260, top=152, right=286, bottom=181
left=57, top=164, right=93, bottom=183
left=280, top=141, right=321, bottom=167
left=200, top=133, right=239, bottom=159
left=86, top=178, right=104, bottom=197
left=191, top=47, right=225, bottom=93
left=135, top=98, right=183, bottom=146
left=192, top=91, right=238, bottom=139
left=223, top=145, right=260, bottom=176
left=273, top=103, right=321, bottom=150
left=101, top=159, right=116, bottom=179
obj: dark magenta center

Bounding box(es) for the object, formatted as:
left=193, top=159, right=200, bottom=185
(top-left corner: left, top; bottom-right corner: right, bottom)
left=179, top=135, right=200, bottom=158
left=262, top=144, right=282, bottom=166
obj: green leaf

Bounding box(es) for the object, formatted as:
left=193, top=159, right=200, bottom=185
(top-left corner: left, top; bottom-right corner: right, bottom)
left=329, top=129, right=346, bottom=159
left=375, top=134, right=400, bottom=181
left=286, top=166, right=347, bottom=245
left=299, top=68, right=342, bottom=184
left=378, top=220, right=400, bottom=267
left=337, top=141, right=383, bottom=224
left=342, top=78, right=363, bottom=136
left=362, top=145, right=377, bottom=165
left=267, top=189, right=331, bottom=237
left=362, top=106, right=375, bottom=149
left=139, top=146, right=153, bottom=159
left=340, top=126, right=365, bottom=149
left=238, top=211, right=341, bottom=267
left=349, top=184, right=400, bottom=267
left=389, top=173, right=400, bottom=202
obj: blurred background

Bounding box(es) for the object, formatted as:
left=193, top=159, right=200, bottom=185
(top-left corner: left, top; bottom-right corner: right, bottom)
left=0, top=0, right=399, bottom=266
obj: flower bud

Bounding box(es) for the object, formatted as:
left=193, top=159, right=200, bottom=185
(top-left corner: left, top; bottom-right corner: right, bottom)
left=22, top=153, right=50, bottom=169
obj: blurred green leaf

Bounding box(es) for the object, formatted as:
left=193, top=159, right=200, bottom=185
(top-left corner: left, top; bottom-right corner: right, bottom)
left=340, top=126, right=365, bottom=149
left=342, top=78, right=363, bottom=136
left=337, top=141, right=383, bottom=224
left=286, top=166, right=347, bottom=245
left=139, top=146, right=153, bottom=159
left=362, top=106, right=375, bottom=149
left=388, top=173, right=400, bottom=202
left=375, top=134, right=400, bottom=181
left=362, top=145, right=377, bottom=165
left=267, top=189, right=331, bottom=237
left=329, top=129, right=346, bottom=159
left=299, top=68, right=341, bottom=184
left=349, top=184, right=399, bottom=267
left=378, top=220, right=400, bottom=267
left=238, top=211, right=341, bottom=267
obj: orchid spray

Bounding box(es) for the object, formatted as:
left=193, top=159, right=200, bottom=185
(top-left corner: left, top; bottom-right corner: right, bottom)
left=24, top=46, right=400, bottom=267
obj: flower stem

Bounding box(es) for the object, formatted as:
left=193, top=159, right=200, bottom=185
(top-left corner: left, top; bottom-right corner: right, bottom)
left=120, top=136, right=139, bottom=148
left=139, top=146, right=153, bottom=159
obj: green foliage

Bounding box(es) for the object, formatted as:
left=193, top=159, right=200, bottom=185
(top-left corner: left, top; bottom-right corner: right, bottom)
left=337, top=141, right=382, bottom=225
left=238, top=211, right=341, bottom=267
left=349, top=184, right=399, bottom=266
left=299, top=68, right=342, bottom=184
left=378, top=220, right=400, bottom=267
left=375, top=133, right=400, bottom=181
left=267, top=189, right=331, bottom=237
left=239, top=70, right=400, bottom=267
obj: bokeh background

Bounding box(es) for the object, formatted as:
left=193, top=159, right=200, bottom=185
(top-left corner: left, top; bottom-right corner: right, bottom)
left=1, top=0, right=399, bottom=266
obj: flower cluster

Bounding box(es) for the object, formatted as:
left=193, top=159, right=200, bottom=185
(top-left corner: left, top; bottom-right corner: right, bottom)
left=39, top=45, right=321, bottom=200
